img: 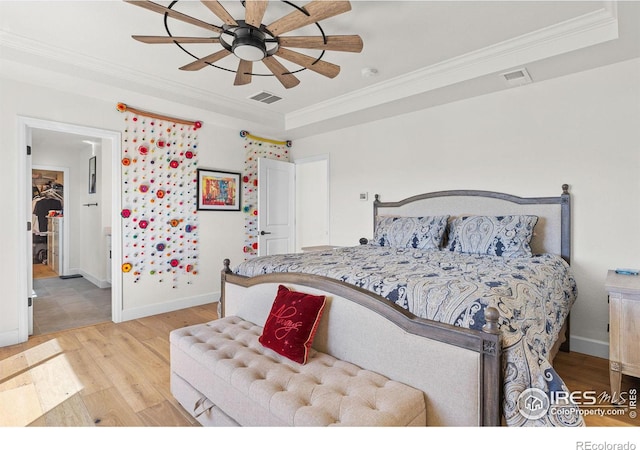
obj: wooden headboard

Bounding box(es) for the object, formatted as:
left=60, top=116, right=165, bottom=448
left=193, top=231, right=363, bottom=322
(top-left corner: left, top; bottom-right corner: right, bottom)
left=373, top=184, right=571, bottom=264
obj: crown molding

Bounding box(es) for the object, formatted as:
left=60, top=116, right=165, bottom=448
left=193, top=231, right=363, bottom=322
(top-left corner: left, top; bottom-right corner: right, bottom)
left=0, top=30, right=285, bottom=130
left=285, top=2, right=619, bottom=131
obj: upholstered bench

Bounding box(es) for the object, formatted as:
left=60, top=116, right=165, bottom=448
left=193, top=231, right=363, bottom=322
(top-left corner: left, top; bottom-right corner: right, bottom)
left=170, top=315, right=427, bottom=426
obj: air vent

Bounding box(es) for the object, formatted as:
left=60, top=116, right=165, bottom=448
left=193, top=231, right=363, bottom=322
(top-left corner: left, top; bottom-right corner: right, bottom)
left=249, top=91, right=282, bottom=104
left=501, top=68, right=533, bottom=87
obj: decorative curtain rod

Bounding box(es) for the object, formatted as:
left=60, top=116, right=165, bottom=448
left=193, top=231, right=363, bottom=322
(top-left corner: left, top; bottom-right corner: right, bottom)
left=240, top=130, right=292, bottom=147
left=117, top=103, right=202, bottom=128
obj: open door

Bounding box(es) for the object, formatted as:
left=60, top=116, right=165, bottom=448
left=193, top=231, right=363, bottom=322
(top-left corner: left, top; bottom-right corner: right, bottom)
left=257, top=158, right=295, bottom=256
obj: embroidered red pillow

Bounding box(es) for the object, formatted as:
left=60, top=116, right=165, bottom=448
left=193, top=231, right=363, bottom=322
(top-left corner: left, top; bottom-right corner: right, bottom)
left=258, top=285, right=327, bottom=364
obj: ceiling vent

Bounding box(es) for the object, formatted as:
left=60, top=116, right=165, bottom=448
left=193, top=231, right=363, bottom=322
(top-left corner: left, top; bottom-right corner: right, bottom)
left=249, top=91, right=283, bottom=104
left=501, top=68, right=533, bottom=87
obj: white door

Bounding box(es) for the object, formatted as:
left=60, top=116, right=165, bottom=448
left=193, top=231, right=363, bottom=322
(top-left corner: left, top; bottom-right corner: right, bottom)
left=257, top=158, right=295, bottom=256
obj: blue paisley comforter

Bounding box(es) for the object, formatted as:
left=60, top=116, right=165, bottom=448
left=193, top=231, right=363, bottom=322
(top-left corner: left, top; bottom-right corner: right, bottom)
left=233, top=245, right=583, bottom=427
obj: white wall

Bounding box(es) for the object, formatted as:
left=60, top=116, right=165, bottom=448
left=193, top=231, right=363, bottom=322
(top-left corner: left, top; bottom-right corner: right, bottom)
left=0, top=77, right=249, bottom=346
left=291, top=58, right=640, bottom=358
left=78, top=145, right=108, bottom=285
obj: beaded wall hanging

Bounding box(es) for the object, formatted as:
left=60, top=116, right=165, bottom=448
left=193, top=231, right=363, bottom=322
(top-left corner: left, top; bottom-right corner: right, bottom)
left=118, top=103, right=202, bottom=287
left=240, top=130, right=291, bottom=258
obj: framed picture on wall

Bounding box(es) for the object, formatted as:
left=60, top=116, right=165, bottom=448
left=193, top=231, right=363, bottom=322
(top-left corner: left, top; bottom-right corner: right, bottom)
left=196, top=168, right=241, bottom=211
left=89, top=156, right=97, bottom=194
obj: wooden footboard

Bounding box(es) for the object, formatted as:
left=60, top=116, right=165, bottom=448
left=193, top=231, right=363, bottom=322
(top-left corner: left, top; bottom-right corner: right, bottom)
left=221, top=260, right=502, bottom=426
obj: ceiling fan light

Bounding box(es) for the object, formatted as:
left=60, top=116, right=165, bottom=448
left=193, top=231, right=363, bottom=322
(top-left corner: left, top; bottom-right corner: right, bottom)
left=233, top=42, right=266, bottom=61
left=232, top=28, right=267, bottom=61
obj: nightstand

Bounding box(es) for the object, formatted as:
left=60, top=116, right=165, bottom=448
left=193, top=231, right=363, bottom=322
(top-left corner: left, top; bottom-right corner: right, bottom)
left=605, top=270, right=640, bottom=397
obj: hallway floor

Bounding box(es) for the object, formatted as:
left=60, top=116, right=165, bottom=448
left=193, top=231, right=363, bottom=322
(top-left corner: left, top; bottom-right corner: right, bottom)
left=33, top=276, right=111, bottom=335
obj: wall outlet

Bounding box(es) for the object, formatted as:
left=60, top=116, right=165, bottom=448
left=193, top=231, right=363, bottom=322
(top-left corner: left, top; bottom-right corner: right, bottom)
left=359, top=192, right=368, bottom=201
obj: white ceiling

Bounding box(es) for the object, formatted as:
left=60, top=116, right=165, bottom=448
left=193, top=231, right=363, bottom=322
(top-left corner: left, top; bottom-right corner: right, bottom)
left=1, top=1, right=639, bottom=139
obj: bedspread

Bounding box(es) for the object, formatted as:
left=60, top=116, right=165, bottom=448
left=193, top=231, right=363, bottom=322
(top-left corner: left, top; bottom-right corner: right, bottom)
left=233, top=245, right=584, bottom=427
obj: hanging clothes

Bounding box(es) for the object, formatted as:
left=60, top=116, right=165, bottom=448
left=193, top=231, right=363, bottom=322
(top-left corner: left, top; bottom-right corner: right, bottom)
left=33, top=195, right=62, bottom=233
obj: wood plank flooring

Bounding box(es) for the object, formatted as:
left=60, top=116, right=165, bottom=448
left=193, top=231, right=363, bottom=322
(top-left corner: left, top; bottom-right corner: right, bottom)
left=554, top=350, right=639, bottom=427
left=0, top=304, right=217, bottom=427
left=33, top=263, right=58, bottom=280
left=0, top=303, right=637, bottom=428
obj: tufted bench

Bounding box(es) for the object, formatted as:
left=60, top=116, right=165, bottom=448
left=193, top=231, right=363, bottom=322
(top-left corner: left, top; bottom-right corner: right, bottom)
left=170, top=316, right=427, bottom=426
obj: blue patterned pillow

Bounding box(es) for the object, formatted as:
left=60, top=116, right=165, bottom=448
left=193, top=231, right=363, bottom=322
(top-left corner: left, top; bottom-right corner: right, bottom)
left=373, top=216, right=449, bottom=250
left=447, top=215, right=538, bottom=257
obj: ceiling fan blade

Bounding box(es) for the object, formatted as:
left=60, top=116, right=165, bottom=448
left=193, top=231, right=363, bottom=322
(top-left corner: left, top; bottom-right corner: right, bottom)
left=266, top=1, right=352, bottom=36
left=124, top=1, right=223, bottom=34
left=278, top=35, right=363, bottom=53
left=201, top=1, right=237, bottom=26
left=132, top=35, right=220, bottom=44
left=244, top=0, right=269, bottom=28
left=234, top=59, right=253, bottom=86
left=262, top=56, right=300, bottom=89
left=179, top=48, right=232, bottom=71
left=275, top=48, right=340, bottom=78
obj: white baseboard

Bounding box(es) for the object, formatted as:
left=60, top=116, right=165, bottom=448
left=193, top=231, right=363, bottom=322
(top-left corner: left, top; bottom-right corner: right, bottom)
left=66, top=269, right=111, bottom=289
left=569, top=334, right=609, bottom=359
left=120, top=291, right=220, bottom=322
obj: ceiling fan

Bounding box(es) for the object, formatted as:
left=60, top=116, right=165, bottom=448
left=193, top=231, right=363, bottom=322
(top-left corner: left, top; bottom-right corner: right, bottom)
left=125, top=0, right=364, bottom=89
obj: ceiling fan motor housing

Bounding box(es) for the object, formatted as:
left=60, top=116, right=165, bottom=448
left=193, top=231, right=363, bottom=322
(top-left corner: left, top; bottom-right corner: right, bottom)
left=232, top=27, right=267, bottom=61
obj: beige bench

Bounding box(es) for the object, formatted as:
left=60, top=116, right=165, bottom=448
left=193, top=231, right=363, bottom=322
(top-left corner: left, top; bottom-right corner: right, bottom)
left=170, top=315, right=427, bottom=426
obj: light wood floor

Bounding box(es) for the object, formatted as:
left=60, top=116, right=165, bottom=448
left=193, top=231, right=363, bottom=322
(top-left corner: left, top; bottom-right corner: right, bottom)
left=0, top=304, right=637, bottom=427
left=33, top=262, right=58, bottom=280
left=0, top=303, right=217, bottom=426
left=554, top=350, right=639, bottom=426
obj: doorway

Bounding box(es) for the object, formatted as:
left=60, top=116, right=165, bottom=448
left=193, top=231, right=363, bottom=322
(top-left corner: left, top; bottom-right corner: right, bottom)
left=17, top=116, right=123, bottom=341
left=31, top=166, right=65, bottom=280
left=294, top=155, right=330, bottom=251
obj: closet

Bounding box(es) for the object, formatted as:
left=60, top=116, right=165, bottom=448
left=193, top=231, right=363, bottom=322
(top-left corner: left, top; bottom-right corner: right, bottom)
left=32, top=170, right=64, bottom=277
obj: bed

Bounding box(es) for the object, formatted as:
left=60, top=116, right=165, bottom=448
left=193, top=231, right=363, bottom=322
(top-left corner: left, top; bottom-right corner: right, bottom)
left=221, top=184, right=582, bottom=427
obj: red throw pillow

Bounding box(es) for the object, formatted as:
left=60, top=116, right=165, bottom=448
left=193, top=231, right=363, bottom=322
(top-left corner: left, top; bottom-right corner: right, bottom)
left=259, top=285, right=327, bottom=364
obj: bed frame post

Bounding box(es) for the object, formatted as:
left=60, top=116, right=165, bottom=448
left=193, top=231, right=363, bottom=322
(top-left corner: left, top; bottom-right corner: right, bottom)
left=560, top=184, right=571, bottom=265
left=482, top=307, right=502, bottom=426
left=560, top=184, right=572, bottom=353
left=372, top=194, right=381, bottom=237
left=219, top=258, right=232, bottom=318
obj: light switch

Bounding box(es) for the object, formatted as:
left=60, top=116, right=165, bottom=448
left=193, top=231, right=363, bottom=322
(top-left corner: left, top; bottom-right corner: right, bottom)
left=360, top=192, right=368, bottom=201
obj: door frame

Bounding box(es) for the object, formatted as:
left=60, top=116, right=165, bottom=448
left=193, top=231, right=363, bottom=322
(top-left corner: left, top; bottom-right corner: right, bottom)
left=17, top=116, right=123, bottom=342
